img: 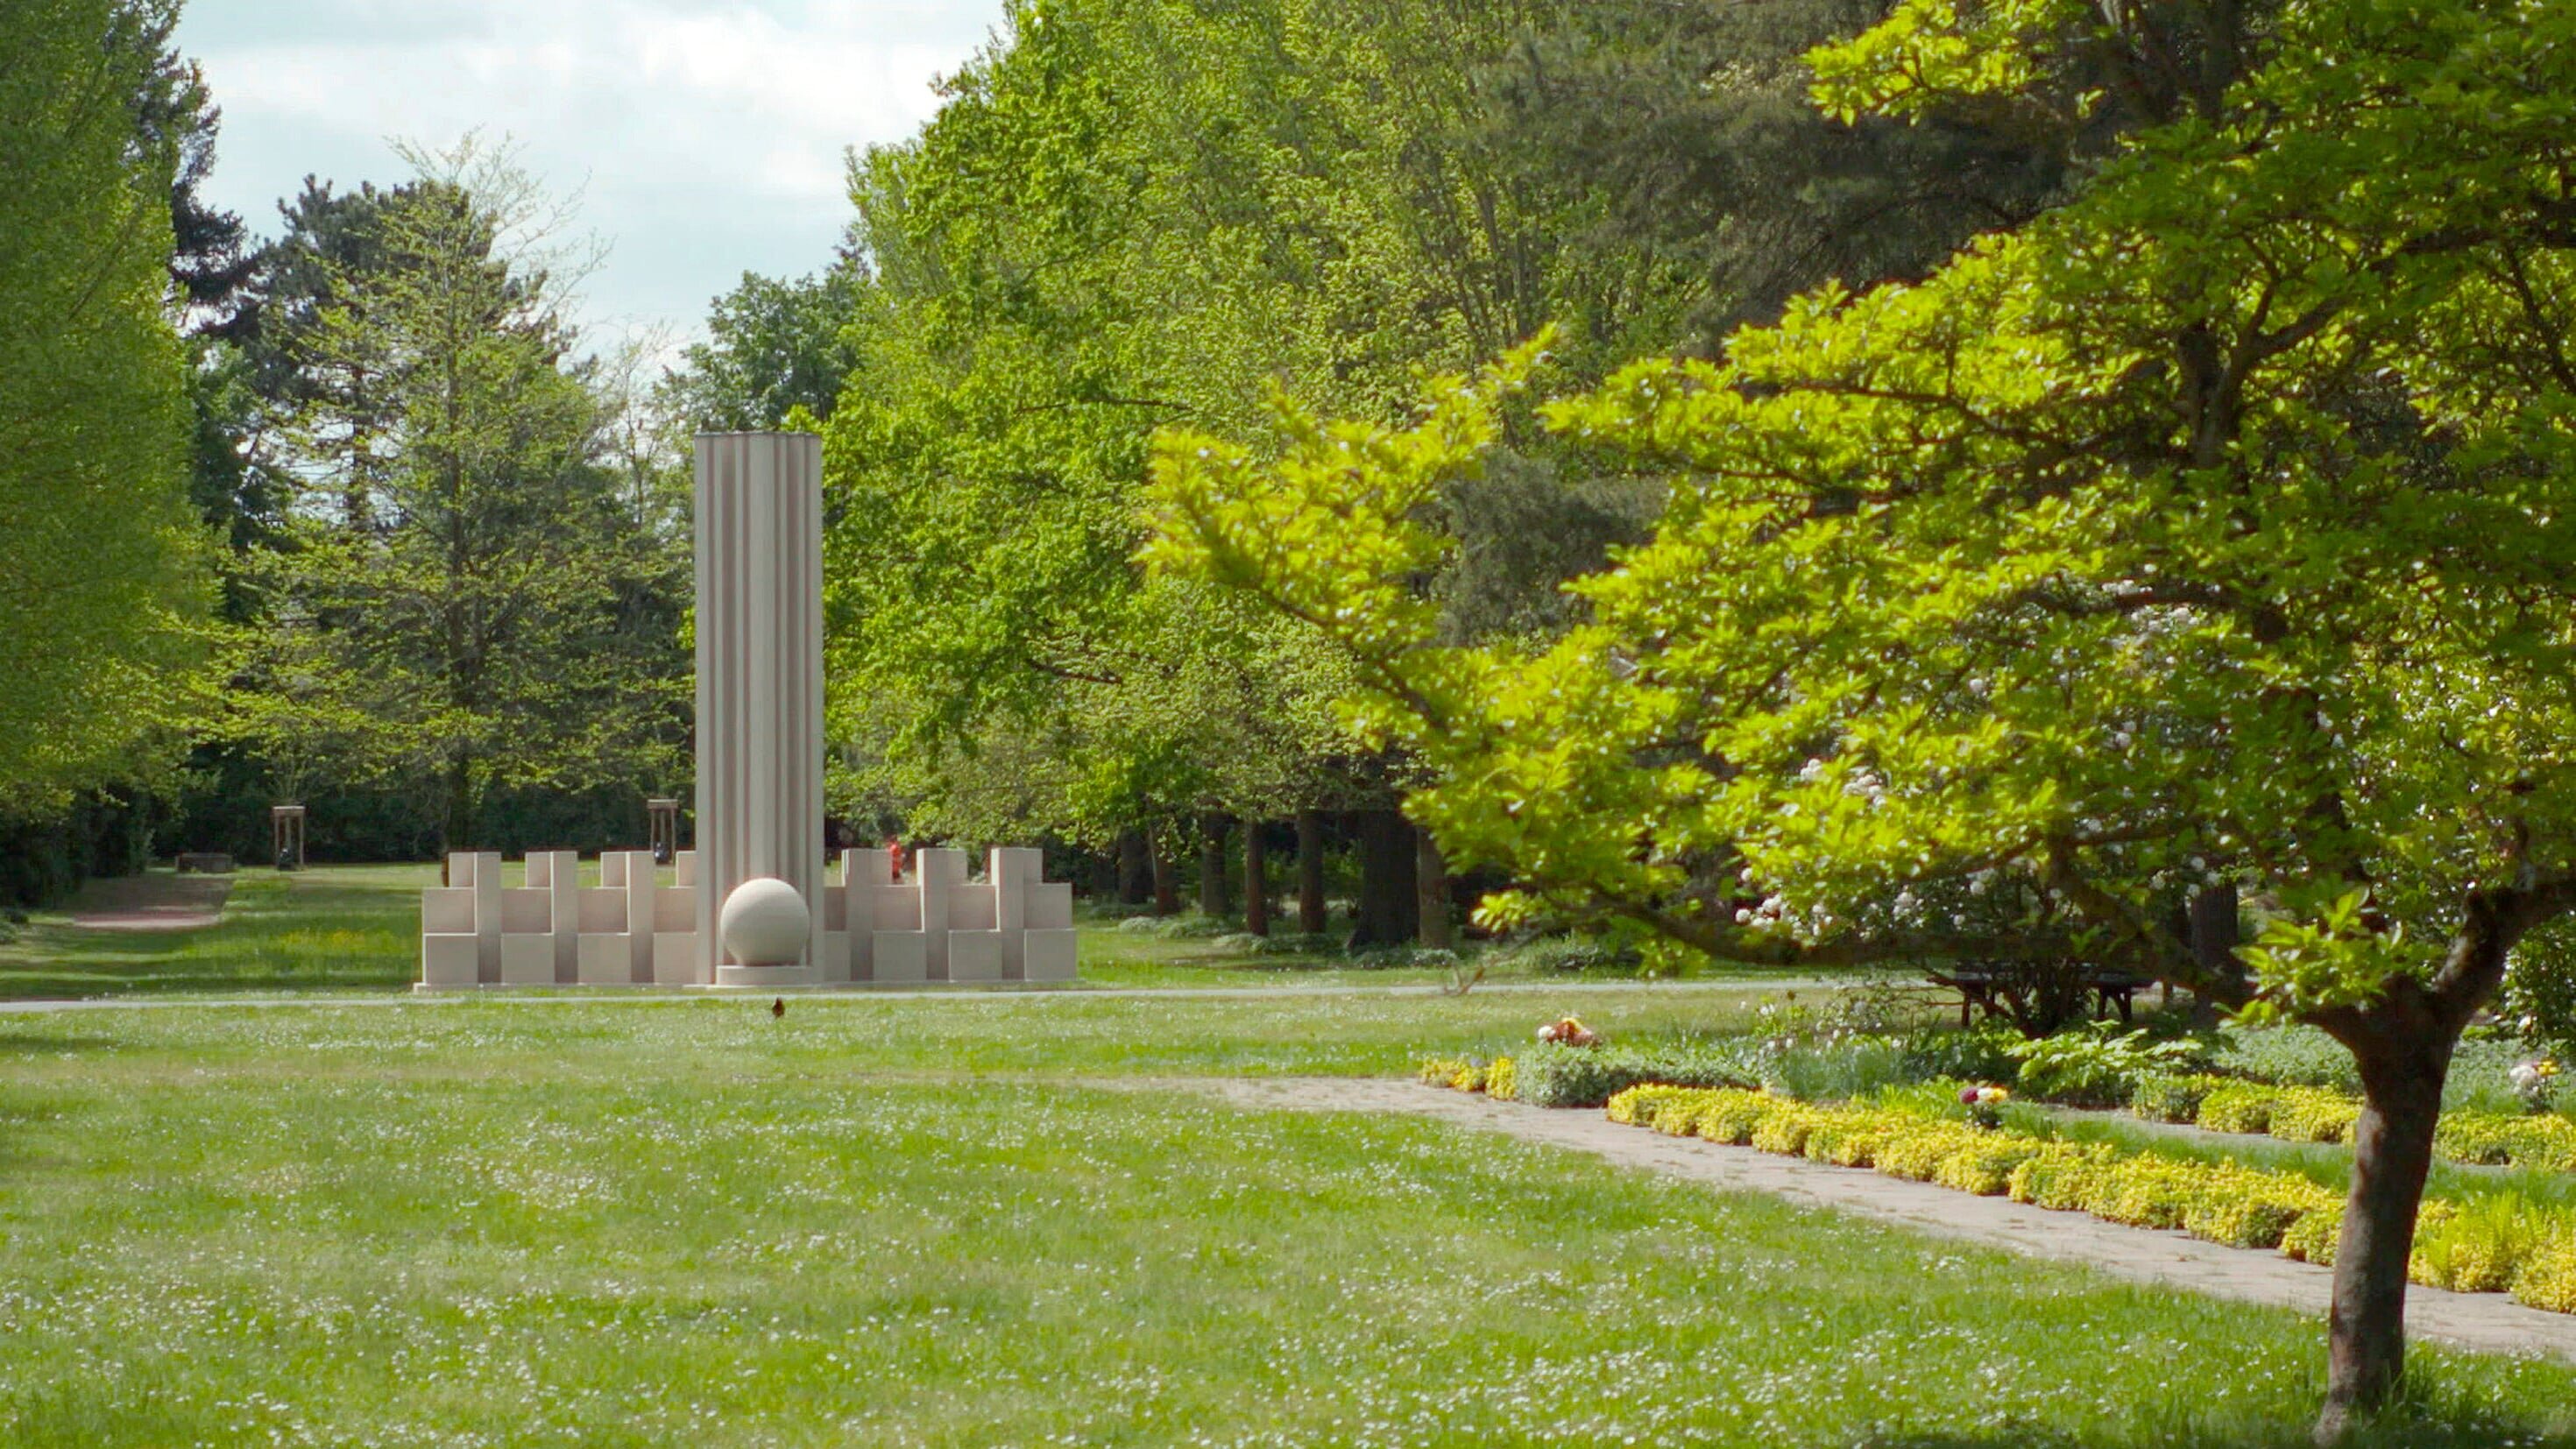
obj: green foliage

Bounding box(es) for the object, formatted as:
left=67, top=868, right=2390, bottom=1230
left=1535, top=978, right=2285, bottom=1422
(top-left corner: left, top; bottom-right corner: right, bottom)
left=1509, top=1038, right=1759, bottom=1109
left=1145, top=0, right=2576, bottom=1116
left=230, top=140, right=690, bottom=845
left=0, top=0, right=217, bottom=816
left=1896, top=1022, right=2028, bottom=1085
left=1602, top=1085, right=2575, bottom=1290
left=1761, top=1036, right=1926, bottom=1103
left=2198, top=1082, right=2287, bottom=1137
left=2431, top=1113, right=2576, bottom=1173
left=2267, top=1089, right=2364, bottom=1146
left=2006, top=1023, right=2209, bottom=1108
left=663, top=263, right=864, bottom=431
left=2410, top=1197, right=2558, bottom=1297
left=2131, top=1073, right=2233, bottom=1125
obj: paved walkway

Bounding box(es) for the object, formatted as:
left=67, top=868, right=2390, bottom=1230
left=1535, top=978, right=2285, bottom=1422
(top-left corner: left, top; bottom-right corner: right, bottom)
left=66, top=874, right=231, bottom=932
left=1171, top=1076, right=2576, bottom=1367
left=0, top=977, right=1850, bottom=1015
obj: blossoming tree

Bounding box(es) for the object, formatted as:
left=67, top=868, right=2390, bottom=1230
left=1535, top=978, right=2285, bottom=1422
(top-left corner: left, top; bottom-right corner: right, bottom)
left=1146, top=0, right=2576, bottom=1434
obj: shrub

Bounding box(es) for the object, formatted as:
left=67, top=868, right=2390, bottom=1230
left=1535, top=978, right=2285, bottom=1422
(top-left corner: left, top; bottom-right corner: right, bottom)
left=1604, top=1084, right=1697, bottom=1128
left=1689, top=1090, right=1776, bottom=1147
left=2008, top=1024, right=2211, bottom=1108
left=1897, top=1023, right=2027, bottom=1086
left=1595, top=1083, right=2574, bottom=1311
left=1749, top=1100, right=1827, bottom=1156
left=1802, top=1112, right=1896, bottom=1168
left=2183, top=1168, right=2336, bottom=1250
left=1876, top=1121, right=1979, bottom=1183
left=2282, top=1200, right=2458, bottom=1268
left=1448, top=1061, right=1487, bottom=1092
left=1934, top=1135, right=2053, bottom=1196
left=2280, top=1203, right=2344, bottom=1264
left=2087, top=1156, right=2204, bottom=1230
left=2129, top=1073, right=2231, bottom=1124
left=2434, top=1111, right=2576, bottom=1170
left=2006, top=1142, right=2117, bottom=1211
left=1512, top=1040, right=1759, bottom=1109
left=2267, top=1087, right=2361, bottom=1144
left=1416, top=1057, right=1471, bottom=1086
left=2413, top=1196, right=2560, bottom=1294
left=2197, top=1081, right=2285, bottom=1135
left=2511, top=1238, right=2576, bottom=1312
left=1484, top=1056, right=1518, bottom=1102
left=2215, top=1025, right=2361, bottom=1091
left=1762, top=1037, right=1927, bottom=1103
left=1497, top=937, right=1639, bottom=975
left=1868, top=1078, right=1981, bottom=1121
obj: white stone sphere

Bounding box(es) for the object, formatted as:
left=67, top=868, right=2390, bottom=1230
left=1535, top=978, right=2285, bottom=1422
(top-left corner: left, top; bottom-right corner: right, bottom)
left=719, top=877, right=810, bottom=966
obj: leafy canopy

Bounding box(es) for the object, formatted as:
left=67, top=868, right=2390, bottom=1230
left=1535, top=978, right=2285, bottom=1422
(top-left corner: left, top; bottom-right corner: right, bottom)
left=1149, top=0, right=2576, bottom=1018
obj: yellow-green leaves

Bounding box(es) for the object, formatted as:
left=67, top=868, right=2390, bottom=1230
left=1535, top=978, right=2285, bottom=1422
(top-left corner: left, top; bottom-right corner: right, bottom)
left=1806, top=0, right=2091, bottom=126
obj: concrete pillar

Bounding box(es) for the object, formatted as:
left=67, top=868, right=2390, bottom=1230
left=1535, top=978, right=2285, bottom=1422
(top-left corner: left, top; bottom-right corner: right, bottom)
left=693, top=432, right=825, bottom=985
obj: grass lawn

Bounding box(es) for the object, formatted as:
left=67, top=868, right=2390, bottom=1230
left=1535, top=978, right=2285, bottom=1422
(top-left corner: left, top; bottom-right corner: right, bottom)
left=0, top=994, right=2573, bottom=1446
left=4, top=870, right=2573, bottom=1445
left=0, top=864, right=1840, bottom=1000
left=0, top=866, right=435, bottom=1000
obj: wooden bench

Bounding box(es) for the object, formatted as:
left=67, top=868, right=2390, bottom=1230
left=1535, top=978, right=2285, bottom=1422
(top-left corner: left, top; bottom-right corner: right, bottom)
left=1928, top=962, right=2148, bottom=1028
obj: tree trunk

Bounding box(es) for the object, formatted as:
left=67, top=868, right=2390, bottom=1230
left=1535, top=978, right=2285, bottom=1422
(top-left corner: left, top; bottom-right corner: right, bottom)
left=2316, top=1009, right=2456, bottom=1442
left=1150, top=835, right=1178, bottom=916
left=1296, top=809, right=1327, bottom=936
left=1348, top=808, right=1418, bottom=948
left=1116, top=829, right=1152, bottom=906
left=1415, top=826, right=1452, bottom=950
left=1242, top=816, right=1269, bottom=937
left=2187, top=884, right=2240, bottom=1028
left=1198, top=814, right=1228, bottom=917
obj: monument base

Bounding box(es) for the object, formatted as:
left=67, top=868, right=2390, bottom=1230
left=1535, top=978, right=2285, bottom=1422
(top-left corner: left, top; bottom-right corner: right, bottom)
left=710, top=962, right=821, bottom=990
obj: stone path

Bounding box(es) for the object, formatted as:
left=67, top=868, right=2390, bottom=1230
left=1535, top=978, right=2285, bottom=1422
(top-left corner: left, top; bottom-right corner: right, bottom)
left=66, top=873, right=231, bottom=933
left=1171, top=1076, right=2576, bottom=1367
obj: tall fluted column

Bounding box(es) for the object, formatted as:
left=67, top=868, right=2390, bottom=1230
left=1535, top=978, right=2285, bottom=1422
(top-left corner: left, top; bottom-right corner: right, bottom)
left=693, top=432, right=824, bottom=983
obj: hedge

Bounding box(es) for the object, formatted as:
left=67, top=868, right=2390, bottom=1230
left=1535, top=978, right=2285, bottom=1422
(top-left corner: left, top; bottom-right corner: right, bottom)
left=1602, top=1085, right=2576, bottom=1313
left=2152, top=1075, right=2576, bottom=1175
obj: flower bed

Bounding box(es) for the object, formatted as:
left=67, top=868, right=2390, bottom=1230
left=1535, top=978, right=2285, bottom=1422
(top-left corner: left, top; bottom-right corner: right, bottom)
left=1599, top=1084, right=2576, bottom=1313
left=2129, top=1071, right=2576, bottom=1172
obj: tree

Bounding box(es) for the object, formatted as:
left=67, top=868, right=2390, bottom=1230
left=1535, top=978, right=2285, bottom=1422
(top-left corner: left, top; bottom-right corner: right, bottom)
left=0, top=0, right=217, bottom=818
left=816, top=0, right=1903, bottom=901
left=239, top=138, right=688, bottom=847
left=1147, top=0, right=2576, bottom=1434
left=662, top=262, right=867, bottom=432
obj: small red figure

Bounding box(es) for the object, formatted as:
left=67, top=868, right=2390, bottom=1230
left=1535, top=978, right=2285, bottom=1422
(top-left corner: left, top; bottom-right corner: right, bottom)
left=886, top=838, right=906, bottom=882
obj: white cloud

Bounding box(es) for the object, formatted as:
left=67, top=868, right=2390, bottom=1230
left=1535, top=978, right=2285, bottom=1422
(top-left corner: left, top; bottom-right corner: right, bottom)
left=178, top=0, right=1002, bottom=343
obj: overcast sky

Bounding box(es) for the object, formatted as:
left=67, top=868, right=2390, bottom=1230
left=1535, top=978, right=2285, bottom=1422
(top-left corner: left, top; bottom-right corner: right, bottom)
left=175, top=1, right=1002, bottom=353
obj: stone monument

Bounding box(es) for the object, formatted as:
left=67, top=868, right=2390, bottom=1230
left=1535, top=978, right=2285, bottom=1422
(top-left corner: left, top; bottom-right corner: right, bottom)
left=415, top=431, right=1079, bottom=991
left=693, top=432, right=825, bottom=987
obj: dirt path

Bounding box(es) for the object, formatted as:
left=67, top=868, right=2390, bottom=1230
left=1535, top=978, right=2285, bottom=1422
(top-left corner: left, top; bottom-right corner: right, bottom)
left=67, top=873, right=231, bottom=932
left=1168, top=1076, right=2576, bottom=1367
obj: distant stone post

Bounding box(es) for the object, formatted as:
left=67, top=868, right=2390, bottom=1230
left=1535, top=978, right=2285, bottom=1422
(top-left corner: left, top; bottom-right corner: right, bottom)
left=647, top=797, right=681, bottom=865
left=692, top=433, right=824, bottom=985
left=270, top=804, right=306, bottom=872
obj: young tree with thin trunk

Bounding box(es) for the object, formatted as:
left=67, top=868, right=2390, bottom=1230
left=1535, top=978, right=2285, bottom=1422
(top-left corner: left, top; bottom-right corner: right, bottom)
left=1149, top=2, right=2576, bottom=1434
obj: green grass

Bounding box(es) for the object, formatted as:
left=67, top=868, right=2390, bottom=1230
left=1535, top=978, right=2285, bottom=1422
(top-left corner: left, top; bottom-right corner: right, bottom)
left=5, top=873, right=2575, bottom=1443
left=0, top=865, right=434, bottom=1000
left=0, top=997, right=2574, bottom=1445
left=0, top=863, right=1855, bottom=999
